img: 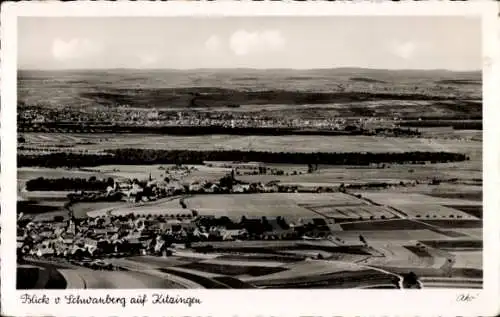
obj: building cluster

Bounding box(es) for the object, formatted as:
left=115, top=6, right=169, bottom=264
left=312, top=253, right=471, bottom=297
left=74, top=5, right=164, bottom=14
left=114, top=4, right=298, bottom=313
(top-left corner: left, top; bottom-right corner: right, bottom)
left=17, top=163, right=355, bottom=265
left=17, top=202, right=341, bottom=265
left=18, top=105, right=396, bottom=132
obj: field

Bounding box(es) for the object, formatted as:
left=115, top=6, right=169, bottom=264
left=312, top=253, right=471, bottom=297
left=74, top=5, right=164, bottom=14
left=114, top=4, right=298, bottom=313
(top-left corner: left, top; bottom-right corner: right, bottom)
left=184, top=193, right=367, bottom=221
left=91, top=197, right=190, bottom=217
left=21, top=133, right=482, bottom=156
left=18, top=69, right=481, bottom=119
left=239, top=163, right=482, bottom=186
left=185, top=194, right=320, bottom=221
left=356, top=192, right=482, bottom=207
left=17, top=68, right=483, bottom=289
left=85, top=164, right=230, bottom=184
left=71, top=201, right=127, bottom=219
left=391, top=204, right=478, bottom=220
left=450, top=251, right=482, bottom=270
left=334, top=229, right=447, bottom=241
left=310, top=205, right=396, bottom=220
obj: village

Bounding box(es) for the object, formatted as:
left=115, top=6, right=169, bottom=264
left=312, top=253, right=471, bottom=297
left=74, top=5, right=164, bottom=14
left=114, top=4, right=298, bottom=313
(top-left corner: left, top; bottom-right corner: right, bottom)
left=17, top=162, right=359, bottom=270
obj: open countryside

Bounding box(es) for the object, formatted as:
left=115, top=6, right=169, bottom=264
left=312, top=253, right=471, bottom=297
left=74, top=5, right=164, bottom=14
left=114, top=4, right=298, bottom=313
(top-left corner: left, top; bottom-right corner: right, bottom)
left=17, top=67, right=482, bottom=290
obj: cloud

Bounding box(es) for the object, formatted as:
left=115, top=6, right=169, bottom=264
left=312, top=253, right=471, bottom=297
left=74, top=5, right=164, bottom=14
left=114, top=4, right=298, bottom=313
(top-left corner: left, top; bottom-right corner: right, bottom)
left=229, top=30, right=285, bottom=56
left=205, top=35, right=222, bottom=52
left=51, top=38, right=101, bottom=61
left=391, top=41, right=417, bottom=60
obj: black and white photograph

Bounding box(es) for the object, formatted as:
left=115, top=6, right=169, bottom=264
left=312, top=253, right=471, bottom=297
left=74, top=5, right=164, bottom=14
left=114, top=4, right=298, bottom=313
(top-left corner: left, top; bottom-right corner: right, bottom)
left=13, top=14, right=486, bottom=291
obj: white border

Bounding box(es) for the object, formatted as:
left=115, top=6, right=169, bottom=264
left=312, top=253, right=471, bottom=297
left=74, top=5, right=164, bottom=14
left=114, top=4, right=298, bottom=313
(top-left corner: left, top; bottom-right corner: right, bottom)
left=2, top=2, right=500, bottom=317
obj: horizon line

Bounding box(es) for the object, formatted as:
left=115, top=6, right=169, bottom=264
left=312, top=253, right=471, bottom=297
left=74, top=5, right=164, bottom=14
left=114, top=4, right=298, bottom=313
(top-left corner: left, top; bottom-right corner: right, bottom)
left=18, top=67, right=482, bottom=73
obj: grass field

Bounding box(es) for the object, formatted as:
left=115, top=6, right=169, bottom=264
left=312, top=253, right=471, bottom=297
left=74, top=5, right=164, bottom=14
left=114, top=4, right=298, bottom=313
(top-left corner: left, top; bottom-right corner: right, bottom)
left=107, top=197, right=191, bottom=217
left=357, top=192, right=481, bottom=207
left=450, top=251, right=482, bottom=270
left=21, top=133, right=481, bottom=156
left=71, top=201, right=127, bottom=219
left=184, top=193, right=365, bottom=221
left=240, top=161, right=481, bottom=185
left=392, top=204, right=478, bottom=220
left=310, top=205, right=396, bottom=220
left=340, top=219, right=437, bottom=231
left=419, top=219, right=482, bottom=229
left=445, top=205, right=482, bottom=218
left=185, top=194, right=316, bottom=221
left=178, top=262, right=286, bottom=277
left=334, top=229, right=447, bottom=241
left=451, top=228, right=482, bottom=239
left=419, top=239, right=482, bottom=250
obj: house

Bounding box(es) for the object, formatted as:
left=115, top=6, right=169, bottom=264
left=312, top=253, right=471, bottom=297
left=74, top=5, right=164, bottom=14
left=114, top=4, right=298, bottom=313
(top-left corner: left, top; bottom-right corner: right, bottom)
left=263, top=184, right=279, bottom=193
left=233, top=184, right=250, bottom=193
left=189, top=182, right=203, bottom=192
left=36, top=246, right=55, bottom=257
left=126, top=238, right=143, bottom=254
left=193, top=228, right=209, bottom=239
left=106, top=186, right=114, bottom=194
left=206, top=183, right=220, bottom=193
left=116, top=180, right=132, bottom=191
left=221, top=228, right=247, bottom=241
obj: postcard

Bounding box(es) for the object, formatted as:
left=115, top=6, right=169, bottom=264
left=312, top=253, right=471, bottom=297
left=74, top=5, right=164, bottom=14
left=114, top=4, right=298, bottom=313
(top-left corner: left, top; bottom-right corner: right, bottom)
left=1, top=1, right=499, bottom=316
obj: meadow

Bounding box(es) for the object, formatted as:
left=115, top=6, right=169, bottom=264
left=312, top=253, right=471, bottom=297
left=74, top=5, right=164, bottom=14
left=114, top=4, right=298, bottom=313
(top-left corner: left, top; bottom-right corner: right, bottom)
left=22, top=133, right=482, bottom=156
left=357, top=192, right=481, bottom=207
left=184, top=193, right=327, bottom=221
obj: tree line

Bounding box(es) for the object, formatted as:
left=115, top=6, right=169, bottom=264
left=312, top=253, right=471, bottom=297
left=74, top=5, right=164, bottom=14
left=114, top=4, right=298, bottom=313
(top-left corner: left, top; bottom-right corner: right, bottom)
left=25, top=176, right=114, bottom=191
left=18, top=149, right=468, bottom=168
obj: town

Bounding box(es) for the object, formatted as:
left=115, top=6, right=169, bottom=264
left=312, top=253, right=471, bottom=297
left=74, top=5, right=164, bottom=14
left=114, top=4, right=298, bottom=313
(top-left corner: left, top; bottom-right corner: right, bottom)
left=18, top=104, right=421, bottom=137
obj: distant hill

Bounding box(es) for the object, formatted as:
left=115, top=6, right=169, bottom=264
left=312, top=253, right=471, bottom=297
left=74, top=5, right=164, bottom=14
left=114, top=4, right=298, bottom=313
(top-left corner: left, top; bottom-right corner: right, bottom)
left=18, top=68, right=481, bottom=112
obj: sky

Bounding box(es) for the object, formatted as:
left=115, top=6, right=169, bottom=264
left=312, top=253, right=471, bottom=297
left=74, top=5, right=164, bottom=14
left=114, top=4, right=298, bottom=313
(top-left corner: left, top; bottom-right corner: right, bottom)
left=18, top=16, right=481, bottom=70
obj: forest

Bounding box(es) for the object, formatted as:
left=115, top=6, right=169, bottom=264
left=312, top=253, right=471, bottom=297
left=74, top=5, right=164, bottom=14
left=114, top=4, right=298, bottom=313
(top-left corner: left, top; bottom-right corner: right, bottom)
left=18, top=149, right=468, bottom=168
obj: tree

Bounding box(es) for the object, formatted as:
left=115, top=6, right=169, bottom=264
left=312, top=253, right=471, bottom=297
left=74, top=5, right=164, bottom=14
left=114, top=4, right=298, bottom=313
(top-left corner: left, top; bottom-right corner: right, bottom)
left=402, top=272, right=421, bottom=289
left=180, top=199, right=187, bottom=209
left=339, top=183, right=346, bottom=193
left=359, top=235, right=367, bottom=245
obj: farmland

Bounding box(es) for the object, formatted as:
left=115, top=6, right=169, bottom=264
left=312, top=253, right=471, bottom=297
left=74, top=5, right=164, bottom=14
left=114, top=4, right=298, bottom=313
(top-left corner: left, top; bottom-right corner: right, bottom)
left=18, top=68, right=481, bottom=116
left=17, top=68, right=483, bottom=290
left=106, top=199, right=190, bottom=218
left=184, top=193, right=334, bottom=221
left=20, top=133, right=482, bottom=156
